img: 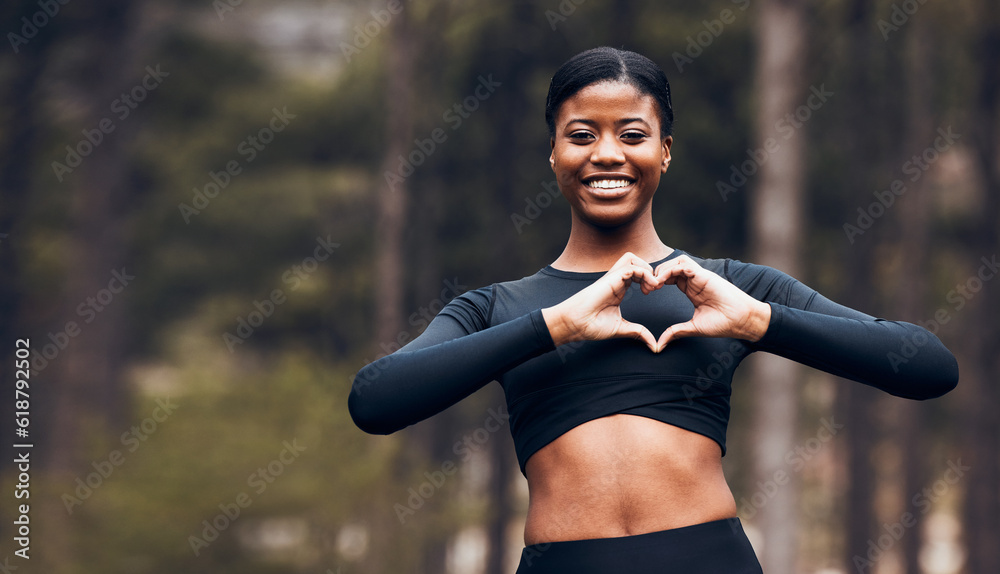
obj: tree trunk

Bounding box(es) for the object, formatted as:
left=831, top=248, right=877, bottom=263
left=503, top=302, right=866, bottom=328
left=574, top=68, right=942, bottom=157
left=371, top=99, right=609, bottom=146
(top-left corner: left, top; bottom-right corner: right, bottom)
left=37, top=2, right=153, bottom=572
left=962, top=1, right=1000, bottom=570
left=749, top=1, right=808, bottom=572
left=374, top=0, right=413, bottom=352
left=476, top=3, right=537, bottom=571
left=835, top=1, right=884, bottom=570
left=0, top=0, right=58, bottom=504
left=889, top=16, right=935, bottom=574
left=372, top=5, right=420, bottom=574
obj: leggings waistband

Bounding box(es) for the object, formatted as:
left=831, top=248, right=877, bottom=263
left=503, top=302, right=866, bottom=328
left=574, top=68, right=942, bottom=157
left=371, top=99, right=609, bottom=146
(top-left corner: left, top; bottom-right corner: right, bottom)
left=516, top=517, right=762, bottom=574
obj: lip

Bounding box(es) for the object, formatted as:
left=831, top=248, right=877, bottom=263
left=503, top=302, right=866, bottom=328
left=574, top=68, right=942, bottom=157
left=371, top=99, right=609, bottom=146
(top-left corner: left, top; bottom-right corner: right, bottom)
left=581, top=173, right=636, bottom=200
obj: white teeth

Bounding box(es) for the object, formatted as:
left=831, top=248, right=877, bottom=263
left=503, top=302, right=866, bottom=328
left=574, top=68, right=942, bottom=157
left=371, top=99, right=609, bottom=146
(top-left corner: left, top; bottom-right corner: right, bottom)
left=587, top=179, right=632, bottom=189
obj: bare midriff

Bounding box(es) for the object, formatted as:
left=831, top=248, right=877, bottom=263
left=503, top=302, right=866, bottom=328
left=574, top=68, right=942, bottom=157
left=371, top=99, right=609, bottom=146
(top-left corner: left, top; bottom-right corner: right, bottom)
left=523, top=413, right=737, bottom=545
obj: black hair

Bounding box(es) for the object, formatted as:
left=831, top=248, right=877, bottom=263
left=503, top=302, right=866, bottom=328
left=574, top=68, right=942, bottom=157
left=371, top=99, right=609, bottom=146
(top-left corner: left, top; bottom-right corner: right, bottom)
left=545, top=47, right=674, bottom=139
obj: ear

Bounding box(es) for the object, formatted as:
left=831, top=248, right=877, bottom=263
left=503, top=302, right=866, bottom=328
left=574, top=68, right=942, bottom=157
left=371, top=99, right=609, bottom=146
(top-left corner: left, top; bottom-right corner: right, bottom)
left=660, top=135, right=673, bottom=174
left=549, top=138, right=556, bottom=172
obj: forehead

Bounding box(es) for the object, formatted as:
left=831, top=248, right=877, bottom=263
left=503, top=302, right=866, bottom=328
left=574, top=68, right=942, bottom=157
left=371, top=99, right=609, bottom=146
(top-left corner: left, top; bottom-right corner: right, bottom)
left=554, top=81, right=660, bottom=127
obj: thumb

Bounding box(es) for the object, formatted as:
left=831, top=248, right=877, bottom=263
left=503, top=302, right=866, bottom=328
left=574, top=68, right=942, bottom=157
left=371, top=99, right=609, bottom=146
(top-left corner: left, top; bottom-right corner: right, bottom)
left=657, top=321, right=699, bottom=349
left=616, top=320, right=659, bottom=353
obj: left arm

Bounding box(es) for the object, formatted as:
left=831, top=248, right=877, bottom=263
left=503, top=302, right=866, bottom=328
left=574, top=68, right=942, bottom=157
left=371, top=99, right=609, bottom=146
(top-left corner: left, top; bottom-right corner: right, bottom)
left=654, top=255, right=959, bottom=400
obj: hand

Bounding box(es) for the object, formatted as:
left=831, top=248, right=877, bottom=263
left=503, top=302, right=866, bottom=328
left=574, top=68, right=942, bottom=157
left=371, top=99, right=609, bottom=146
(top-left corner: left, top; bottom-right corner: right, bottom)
left=542, top=252, right=664, bottom=352
left=653, top=255, right=771, bottom=348
left=541, top=253, right=772, bottom=353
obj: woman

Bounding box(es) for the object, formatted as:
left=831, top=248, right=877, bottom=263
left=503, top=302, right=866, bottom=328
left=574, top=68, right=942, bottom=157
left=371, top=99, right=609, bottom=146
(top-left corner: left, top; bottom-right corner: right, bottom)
left=349, top=47, right=959, bottom=573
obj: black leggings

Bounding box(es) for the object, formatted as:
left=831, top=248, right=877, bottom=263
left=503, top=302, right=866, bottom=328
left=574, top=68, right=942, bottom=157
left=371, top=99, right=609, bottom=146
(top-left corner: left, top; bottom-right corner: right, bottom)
left=515, top=517, right=763, bottom=574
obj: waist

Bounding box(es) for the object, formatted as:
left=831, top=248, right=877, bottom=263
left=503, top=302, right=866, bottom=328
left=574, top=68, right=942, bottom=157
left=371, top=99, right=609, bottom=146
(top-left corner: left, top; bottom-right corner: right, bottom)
left=523, top=414, right=736, bottom=545
left=516, top=517, right=762, bottom=574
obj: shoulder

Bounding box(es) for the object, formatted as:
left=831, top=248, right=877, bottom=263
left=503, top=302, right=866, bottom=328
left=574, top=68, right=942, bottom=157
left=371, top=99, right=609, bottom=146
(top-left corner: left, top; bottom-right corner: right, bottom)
left=435, top=268, right=552, bottom=331
left=684, top=250, right=817, bottom=308
left=437, top=284, right=495, bottom=333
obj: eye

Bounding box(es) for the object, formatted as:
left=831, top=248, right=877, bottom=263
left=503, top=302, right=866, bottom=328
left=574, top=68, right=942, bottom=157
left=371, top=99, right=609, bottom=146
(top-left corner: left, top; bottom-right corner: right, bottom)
left=568, top=130, right=595, bottom=142
left=621, top=131, right=648, bottom=142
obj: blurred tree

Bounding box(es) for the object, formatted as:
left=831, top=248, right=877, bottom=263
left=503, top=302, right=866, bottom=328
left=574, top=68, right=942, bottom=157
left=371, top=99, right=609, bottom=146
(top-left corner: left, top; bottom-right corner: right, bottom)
left=748, top=0, right=808, bottom=572
left=890, top=13, right=934, bottom=574
left=963, top=1, right=1000, bottom=571
left=35, top=2, right=153, bottom=572
left=832, top=1, right=882, bottom=569
left=0, top=0, right=59, bottom=512
left=470, top=3, right=539, bottom=571
left=372, top=4, right=429, bottom=572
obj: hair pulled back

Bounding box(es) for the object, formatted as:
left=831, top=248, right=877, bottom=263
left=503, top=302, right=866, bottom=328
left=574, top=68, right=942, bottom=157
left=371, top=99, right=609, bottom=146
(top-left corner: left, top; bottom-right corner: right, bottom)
left=545, top=47, right=674, bottom=139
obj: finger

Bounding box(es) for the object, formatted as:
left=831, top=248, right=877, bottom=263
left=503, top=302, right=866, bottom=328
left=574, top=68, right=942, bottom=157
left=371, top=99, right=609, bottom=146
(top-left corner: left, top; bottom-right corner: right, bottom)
left=627, top=265, right=663, bottom=294
left=616, top=320, right=659, bottom=353
left=657, top=321, right=699, bottom=348
left=618, top=254, right=668, bottom=293
left=654, top=255, right=702, bottom=278
left=611, top=264, right=662, bottom=295
left=658, top=267, right=696, bottom=289
left=611, top=253, right=657, bottom=280
left=655, top=259, right=687, bottom=283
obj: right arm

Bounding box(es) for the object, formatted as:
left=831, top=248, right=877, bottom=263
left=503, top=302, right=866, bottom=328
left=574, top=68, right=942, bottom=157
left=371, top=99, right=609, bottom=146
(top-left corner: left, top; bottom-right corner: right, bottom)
left=348, top=309, right=554, bottom=434
left=348, top=253, right=664, bottom=434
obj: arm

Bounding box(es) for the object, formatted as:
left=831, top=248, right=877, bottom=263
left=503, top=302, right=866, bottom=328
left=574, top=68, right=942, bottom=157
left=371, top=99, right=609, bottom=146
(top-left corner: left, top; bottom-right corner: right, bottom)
left=751, top=291, right=959, bottom=400
left=349, top=253, right=667, bottom=434
left=349, top=305, right=554, bottom=435
left=654, top=255, right=959, bottom=400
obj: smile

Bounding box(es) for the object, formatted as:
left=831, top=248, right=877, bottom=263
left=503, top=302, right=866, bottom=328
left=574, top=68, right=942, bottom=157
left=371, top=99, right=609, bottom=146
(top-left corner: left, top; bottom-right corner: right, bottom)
left=586, top=179, right=633, bottom=189
left=583, top=177, right=636, bottom=198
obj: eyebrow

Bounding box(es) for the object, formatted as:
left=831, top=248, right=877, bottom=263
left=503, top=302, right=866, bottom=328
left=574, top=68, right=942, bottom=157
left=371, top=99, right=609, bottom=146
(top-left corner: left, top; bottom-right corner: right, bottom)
left=565, top=117, right=652, bottom=128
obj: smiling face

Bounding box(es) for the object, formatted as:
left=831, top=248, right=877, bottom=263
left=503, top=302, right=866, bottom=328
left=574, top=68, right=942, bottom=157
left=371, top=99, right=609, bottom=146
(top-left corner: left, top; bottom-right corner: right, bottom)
left=550, top=81, right=672, bottom=229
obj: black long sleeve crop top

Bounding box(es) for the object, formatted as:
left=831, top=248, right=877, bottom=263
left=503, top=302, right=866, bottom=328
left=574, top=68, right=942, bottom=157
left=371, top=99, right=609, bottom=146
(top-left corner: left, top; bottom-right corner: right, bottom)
left=349, top=249, right=959, bottom=475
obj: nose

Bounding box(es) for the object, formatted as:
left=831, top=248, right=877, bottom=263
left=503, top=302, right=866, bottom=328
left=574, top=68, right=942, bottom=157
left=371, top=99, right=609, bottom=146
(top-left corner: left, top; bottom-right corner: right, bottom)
left=590, top=133, right=625, bottom=166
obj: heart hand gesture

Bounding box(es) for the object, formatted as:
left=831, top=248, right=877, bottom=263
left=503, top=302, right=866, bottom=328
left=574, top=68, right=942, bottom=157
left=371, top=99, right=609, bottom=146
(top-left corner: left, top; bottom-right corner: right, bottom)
left=541, top=253, right=772, bottom=353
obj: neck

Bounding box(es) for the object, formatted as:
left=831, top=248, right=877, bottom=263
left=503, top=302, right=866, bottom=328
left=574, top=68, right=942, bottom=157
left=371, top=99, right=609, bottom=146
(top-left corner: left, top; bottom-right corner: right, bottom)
left=551, top=209, right=672, bottom=272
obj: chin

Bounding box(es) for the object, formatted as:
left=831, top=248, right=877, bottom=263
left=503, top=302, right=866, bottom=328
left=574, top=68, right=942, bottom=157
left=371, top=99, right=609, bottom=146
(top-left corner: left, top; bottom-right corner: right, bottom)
left=579, top=206, right=644, bottom=230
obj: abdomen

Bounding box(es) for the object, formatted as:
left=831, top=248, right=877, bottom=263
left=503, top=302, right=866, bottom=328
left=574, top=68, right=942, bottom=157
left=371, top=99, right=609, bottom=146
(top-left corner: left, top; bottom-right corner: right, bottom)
left=523, top=414, right=737, bottom=545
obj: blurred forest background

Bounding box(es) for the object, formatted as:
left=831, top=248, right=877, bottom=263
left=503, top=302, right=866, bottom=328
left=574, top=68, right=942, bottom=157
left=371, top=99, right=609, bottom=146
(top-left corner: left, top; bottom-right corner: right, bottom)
left=0, top=0, right=998, bottom=573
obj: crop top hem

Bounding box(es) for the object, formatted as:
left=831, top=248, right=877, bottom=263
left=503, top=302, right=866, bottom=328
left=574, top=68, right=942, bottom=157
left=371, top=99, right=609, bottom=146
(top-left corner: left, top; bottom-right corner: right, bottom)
left=520, top=411, right=728, bottom=475
left=507, top=373, right=731, bottom=410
